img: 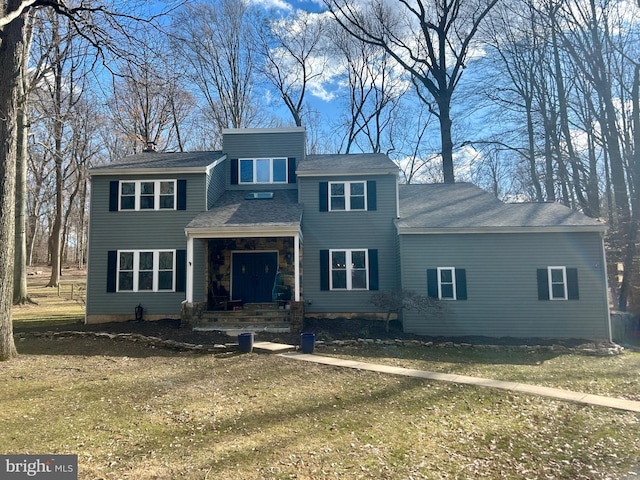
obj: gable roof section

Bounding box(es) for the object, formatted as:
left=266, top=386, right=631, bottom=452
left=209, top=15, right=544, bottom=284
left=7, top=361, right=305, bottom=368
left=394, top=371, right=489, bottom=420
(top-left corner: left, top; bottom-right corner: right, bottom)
left=90, top=151, right=225, bottom=176
left=185, top=189, right=303, bottom=238
left=397, top=183, right=606, bottom=234
left=297, top=153, right=398, bottom=177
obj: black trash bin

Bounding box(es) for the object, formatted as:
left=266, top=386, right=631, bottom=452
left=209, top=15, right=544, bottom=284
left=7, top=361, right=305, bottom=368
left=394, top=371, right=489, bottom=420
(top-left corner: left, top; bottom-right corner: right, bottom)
left=300, top=332, right=315, bottom=354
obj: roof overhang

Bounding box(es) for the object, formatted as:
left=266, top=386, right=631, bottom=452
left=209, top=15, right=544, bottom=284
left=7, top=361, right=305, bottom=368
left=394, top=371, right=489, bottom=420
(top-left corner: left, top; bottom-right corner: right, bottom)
left=395, top=224, right=608, bottom=235
left=89, top=156, right=226, bottom=177
left=185, top=224, right=303, bottom=240
left=296, top=169, right=398, bottom=177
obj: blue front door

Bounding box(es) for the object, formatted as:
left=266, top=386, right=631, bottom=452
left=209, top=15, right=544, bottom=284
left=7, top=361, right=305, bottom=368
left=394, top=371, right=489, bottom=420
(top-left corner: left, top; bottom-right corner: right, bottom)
left=231, top=252, right=278, bottom=303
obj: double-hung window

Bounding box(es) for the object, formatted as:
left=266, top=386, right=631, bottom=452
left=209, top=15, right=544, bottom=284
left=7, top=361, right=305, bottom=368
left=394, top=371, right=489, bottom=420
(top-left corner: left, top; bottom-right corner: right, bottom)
left=119, top=180, right=176, bottom=210
left=239, top=158, right=288, bottom=184
left=329, top=181, right=366, bottom=211
left=330, top=249, right=368, bottom=290
left=548, top=267, right=567, bottom=300
left=427, top=267, right=467, bottom=300
left=117, top=250, right=175, bottom=292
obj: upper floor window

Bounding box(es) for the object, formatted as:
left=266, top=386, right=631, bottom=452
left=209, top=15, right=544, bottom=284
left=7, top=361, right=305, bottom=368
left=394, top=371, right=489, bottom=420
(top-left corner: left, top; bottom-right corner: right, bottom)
left=329, top=181, right=366, bottom=211
left=239, top=158, right=288, bottom=184
left=119, top=180, right=176, bottom=211
left=117, top=250, right=175, bottom=292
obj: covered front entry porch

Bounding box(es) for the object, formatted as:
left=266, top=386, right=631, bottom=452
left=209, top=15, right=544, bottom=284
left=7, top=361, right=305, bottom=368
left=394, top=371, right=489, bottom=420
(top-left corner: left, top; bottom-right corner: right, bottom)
left=183, top=232, right=304, bottom=331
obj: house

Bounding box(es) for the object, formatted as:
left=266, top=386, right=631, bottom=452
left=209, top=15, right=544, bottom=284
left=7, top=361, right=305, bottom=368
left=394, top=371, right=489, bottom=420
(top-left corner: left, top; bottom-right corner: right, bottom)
left=86, top=127, right=611, bottom=341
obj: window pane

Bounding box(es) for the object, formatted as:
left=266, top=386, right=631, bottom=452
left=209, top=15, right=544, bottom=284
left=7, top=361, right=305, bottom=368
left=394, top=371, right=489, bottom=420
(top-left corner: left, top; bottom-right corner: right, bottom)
left=332, top=251, right=346, bottom=269
left=118, top=272, right=133, bottom=291
left=119, top=252, right=133, bottom=270
left=160, top=181, right=174, bottom=195
left=332, top=271, right=347, bottom=289
left=351, top=183, right=364, bottom=195
left=138, top=272, right=153, bottom=290
left=331, top=184, right=344, bottom=196
left=273, top=158, right=287, bottom=182
left=551, top=269, right=564, bottom=282
left=121, top=182, right=135, bottom=195
left=351, top=251, right=366, bottom=268
left=441, top=284, right=454, bottom=299
left=140, top=196, right=154, bottom=209
left=352, top=270, right=367, bottom=289
left=139, top=252, right=154, bottom=270
left=159, top=195, right=174, bottom=209
left=256, top=159, right=270, bottom=183
left=350, top=197, right=365, bottom=210
left=240, top=160, right=253, bottom=183
left=140, top=182, right=154, bottom=195
left=331, top=197, right=345, bottom=210
left=158, top=271, right=173, bottom=290
left=552, top=284, right=565, bottom=299
left=440, top=269, right=453, bottom=283
left=159, top=251, right=173, bottom=270
left=120, top=197, right=135, bottom=210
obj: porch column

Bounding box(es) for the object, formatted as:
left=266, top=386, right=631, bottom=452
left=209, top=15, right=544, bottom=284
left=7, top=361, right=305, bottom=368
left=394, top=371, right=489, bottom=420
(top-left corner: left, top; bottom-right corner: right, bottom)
left=294, top=233, right=300, bottom=301
left=186, top=235, right=194, bottom=303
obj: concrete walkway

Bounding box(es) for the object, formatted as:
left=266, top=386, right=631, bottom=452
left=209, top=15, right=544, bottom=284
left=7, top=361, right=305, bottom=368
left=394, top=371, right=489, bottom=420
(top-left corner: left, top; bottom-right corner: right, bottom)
left=280, top=352, right=640, bottom=413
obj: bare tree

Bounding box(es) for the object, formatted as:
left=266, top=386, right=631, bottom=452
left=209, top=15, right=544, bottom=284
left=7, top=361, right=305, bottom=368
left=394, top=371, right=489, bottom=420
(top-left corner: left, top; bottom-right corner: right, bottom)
left=175, top=0, right=262, bottom=131
left=324, top=0, right=500, bottom=183
left=255, top=10, right=327, bottom=127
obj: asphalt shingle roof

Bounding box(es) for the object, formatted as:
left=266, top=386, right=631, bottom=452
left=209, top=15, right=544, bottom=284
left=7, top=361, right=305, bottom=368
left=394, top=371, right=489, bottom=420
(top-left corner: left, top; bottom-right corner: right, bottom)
left=297, top=153, right=397, bottom=175
left=186, top=189, right=302, bottom=231
left=91, top=151, right=225, bottom=173
left=397, top=183, right=605, bottom=231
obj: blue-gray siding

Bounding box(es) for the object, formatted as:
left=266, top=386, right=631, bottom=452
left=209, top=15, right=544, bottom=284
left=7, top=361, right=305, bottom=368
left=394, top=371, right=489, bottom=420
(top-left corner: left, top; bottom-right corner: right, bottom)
left=299, top=173, right=399, bottom=313
left=86, top=173, right=208, bottom=320
left=399, top=232, right=610, bottom=340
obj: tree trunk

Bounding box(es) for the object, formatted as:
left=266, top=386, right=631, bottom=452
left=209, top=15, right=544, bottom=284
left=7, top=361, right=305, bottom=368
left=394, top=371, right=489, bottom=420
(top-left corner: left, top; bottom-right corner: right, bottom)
left=438, top=93, right=455, bottom=184
left=0, top=0, right=26, bottom=361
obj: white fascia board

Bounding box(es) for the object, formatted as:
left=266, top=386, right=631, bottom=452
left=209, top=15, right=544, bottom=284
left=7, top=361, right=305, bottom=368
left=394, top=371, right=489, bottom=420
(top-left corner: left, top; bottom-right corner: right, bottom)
left=90, top=156, right=226, bottom=177
left=185, top=225, right=303, bottom=239
left=222, top=127, right=306, bottom=135
left=395, top=225, right=608, bottom=235
left=296, top=170, right=398, bottom=177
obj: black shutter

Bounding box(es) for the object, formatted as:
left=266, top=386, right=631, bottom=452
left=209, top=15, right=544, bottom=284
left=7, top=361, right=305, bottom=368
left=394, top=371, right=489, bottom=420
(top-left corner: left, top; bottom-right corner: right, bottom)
left=368, top=249, right=378, bottom=291
left=288, top=157, right=296, bottom=184
left=537, top=269, right=549, bottom=300
left=320, top=250, right=329, bottom=290
left=109, top=181, right=119, bottom=211
left=427, top=269, right=438, bottom=298
left=455, top=268, right=467, bottom=300
left=177, top=180, right=187, bottom=210
left=230, top=158, right=238, bottom=185
left=176, top=250, right=186, bottom=292
left=367, top=181, right=377, bottom=211
left=107, top=250, right=117, bottom=292
left=319, top=182, right=328, bottom=212
left=567, top=268, right=579, bottom=300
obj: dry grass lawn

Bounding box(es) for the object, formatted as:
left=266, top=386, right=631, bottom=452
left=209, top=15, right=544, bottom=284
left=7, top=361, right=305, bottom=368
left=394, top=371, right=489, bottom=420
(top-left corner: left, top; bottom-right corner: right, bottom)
left=3, top=269, right=640, bottom=479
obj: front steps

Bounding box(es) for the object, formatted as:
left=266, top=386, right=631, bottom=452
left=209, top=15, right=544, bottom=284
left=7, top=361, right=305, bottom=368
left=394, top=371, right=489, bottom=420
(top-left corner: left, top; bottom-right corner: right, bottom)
left=192, top=302, right=291, bottom=333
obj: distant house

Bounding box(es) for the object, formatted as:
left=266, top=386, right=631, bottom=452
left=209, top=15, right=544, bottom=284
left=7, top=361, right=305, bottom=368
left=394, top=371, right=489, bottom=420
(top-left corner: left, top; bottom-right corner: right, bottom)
left=86, top=127, right=611, bottom=341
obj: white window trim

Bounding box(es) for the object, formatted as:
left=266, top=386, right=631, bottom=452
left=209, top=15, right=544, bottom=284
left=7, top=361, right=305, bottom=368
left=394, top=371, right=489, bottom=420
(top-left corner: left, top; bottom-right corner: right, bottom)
left=437, top=267, right=457, bottom=300
left=329, top=249, right=369, bottom=290
left=548, top=266, right=568, bottom=300
left=238, top=158, right=288, bottom=184
left=328, top=181, right=367, bottom=211
left=119, top=179, right=177, bottom=211
left=117, top=250, right=176, bottom=292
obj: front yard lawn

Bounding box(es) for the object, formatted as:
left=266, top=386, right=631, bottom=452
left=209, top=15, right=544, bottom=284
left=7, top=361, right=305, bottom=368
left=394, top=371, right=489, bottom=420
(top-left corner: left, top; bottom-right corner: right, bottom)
left=2, top=336, right=640, bottom=479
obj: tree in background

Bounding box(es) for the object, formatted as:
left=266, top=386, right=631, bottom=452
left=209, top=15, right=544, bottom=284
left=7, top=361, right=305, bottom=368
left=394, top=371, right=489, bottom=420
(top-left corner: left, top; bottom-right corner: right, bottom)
left=324, top=0, right=500, bottom=183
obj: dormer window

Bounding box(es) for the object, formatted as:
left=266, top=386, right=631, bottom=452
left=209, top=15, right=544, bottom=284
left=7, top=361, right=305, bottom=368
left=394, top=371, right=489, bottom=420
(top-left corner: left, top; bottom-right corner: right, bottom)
left=239, top=158, right=288, bottom=184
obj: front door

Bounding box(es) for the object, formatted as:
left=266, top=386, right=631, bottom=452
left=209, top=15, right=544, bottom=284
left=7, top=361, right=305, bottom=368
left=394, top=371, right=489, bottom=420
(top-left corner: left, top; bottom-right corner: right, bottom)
left=231, top=252, right=278, bottom=303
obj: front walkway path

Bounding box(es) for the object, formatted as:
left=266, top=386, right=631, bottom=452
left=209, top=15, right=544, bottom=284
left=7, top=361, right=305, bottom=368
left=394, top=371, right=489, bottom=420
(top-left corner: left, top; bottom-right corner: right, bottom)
left=280, top=352, right=640, bottom=413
